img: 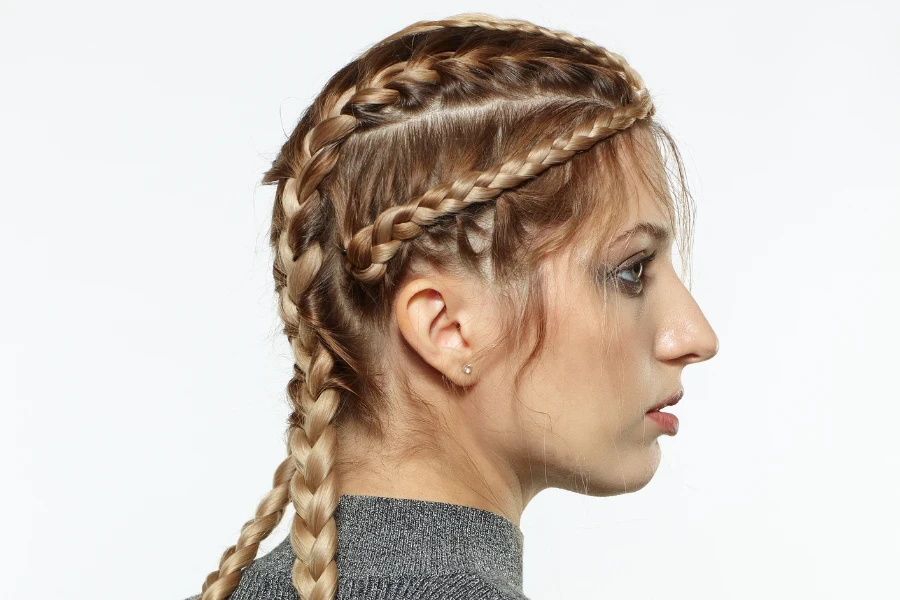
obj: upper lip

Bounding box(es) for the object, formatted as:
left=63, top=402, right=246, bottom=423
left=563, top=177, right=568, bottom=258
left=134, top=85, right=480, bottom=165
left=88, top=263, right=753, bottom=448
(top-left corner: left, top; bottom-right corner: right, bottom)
left=647, top=388, right=683, bottom=412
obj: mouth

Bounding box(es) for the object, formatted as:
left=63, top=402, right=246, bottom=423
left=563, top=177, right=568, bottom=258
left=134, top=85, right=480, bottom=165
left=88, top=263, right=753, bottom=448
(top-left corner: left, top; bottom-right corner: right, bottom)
left=647, top=388, right=683, bottom=413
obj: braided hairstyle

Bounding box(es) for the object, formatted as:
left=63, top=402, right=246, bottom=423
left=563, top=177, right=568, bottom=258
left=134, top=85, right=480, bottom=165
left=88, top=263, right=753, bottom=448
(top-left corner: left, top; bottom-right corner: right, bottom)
left=195, top=12, right=693, bottom=600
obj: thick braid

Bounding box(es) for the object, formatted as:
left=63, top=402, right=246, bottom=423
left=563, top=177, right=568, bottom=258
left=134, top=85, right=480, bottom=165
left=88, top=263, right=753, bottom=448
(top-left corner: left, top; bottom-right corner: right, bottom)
left=278, top=182, right=340, bottom=600
left=344, top=92, right=655, bottom=284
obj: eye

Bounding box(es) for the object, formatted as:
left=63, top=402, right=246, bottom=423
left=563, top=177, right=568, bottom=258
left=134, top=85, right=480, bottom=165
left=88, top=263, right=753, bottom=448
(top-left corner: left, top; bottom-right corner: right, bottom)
left=609, top=251, right=657, bottom=296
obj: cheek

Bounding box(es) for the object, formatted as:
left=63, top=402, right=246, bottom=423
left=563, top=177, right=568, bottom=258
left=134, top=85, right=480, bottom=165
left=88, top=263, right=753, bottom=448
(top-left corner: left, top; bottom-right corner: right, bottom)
left=539, top=300, right=645, bottom=439
left=558, top=303, right=655, bottom=447
left=514, top=263, right=657, bottom=466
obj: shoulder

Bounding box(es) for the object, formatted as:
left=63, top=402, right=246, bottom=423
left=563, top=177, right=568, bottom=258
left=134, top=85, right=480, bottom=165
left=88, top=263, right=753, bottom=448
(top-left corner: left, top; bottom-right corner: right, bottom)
left=178, top=537, right=299, bottom=600
left=182, top=572, right=531, bottom=600
left=180, top=542, right=531, bottom=600
left=341, top=572, right=532, bottom=600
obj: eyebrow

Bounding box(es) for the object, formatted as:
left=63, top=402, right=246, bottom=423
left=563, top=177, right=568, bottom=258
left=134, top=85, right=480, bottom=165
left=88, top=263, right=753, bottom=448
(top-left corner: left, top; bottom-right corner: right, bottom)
left=613, top=221, right=673, bottom=246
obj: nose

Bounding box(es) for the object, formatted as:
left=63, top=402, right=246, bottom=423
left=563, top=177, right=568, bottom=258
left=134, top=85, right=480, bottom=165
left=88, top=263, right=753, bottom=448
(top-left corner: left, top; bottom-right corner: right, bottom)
left=655, top=271, right=719, bottom=365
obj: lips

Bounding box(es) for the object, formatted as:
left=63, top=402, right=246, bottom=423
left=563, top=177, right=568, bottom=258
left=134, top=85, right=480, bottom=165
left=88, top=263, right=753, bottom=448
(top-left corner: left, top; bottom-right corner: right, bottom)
left=647, top=388, right=683, bottom=412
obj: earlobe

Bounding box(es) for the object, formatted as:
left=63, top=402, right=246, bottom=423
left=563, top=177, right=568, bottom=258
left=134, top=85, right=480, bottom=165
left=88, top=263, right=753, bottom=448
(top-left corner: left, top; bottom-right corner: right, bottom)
left=395, top=278, right=476, bottom=387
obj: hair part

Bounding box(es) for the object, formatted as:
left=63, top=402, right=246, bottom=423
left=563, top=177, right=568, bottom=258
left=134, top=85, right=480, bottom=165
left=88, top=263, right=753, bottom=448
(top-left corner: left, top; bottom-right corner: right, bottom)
left=194, top=12, right=693, bottom=600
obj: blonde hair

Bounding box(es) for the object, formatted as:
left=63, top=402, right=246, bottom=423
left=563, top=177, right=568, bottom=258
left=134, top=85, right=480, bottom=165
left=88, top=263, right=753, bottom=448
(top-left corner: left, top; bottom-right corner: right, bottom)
left=195, top=12, right=693, bottom=600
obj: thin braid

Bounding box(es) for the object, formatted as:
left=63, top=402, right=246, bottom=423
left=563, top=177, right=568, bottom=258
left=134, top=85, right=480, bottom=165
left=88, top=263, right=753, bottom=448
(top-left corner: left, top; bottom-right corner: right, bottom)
left=193, top=14, right=657, bottom=600
left=344, top=93, right=655, bottom=284
left=282, top=15, right=650, bottom=240
left=198, top=455, right=295, bottom=600
left=377, top=13, right=650, bottom=98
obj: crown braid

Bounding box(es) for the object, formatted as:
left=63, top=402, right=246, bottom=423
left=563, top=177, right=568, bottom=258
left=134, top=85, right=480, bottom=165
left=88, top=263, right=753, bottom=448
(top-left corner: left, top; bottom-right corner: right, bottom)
left=195, top=14, right=657, bottom=600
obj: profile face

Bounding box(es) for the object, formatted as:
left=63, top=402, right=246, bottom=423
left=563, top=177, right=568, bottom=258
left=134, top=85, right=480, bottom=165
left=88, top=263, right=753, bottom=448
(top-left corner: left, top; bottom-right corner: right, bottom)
left=494, top=173, right=719, bottom=499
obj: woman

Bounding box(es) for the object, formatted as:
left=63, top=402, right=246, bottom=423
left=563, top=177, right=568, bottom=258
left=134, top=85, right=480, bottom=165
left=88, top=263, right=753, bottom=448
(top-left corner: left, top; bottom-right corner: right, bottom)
left=186, top=12, right=718, bottom=600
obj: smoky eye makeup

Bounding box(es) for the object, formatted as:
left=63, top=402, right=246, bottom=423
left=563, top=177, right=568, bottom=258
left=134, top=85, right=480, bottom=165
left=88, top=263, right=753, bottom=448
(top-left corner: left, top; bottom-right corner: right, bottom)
left=597, top=249, right=658, bottom=296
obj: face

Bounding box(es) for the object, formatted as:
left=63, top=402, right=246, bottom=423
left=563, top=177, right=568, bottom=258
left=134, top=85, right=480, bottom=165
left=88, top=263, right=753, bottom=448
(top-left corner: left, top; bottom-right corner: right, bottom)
left=481, top=180, right=719, bottom=502
left=343, top=155, right=719, bottom=519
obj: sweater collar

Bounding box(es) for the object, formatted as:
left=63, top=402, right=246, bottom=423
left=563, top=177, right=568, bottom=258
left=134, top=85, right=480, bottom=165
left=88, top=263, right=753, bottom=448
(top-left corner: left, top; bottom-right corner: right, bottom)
left=333, top=493, right=524, bottom=589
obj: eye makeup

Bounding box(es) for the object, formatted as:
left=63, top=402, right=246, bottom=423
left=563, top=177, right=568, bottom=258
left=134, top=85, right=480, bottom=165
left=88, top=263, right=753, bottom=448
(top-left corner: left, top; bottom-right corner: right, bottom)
left=602, top=250, right=658, bottom=297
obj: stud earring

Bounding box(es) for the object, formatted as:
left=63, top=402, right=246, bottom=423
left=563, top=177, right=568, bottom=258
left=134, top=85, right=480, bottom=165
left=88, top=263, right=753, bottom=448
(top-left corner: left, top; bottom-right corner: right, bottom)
left=462, top=363, right=472, bottom=374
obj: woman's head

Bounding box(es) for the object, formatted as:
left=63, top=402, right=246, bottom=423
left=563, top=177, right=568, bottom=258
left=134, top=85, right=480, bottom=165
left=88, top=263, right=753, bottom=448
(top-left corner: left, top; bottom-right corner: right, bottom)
left=197, top=13, right=717, bottom=600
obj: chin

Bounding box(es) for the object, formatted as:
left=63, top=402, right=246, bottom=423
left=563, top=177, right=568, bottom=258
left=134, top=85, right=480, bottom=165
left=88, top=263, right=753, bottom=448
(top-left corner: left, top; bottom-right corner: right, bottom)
left=571, top=442, right=663, bottom=497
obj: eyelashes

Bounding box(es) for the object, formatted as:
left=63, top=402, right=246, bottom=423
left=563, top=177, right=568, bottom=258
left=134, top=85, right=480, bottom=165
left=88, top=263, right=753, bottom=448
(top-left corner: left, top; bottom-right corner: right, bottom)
left=603, top=251, right=658, bottom=297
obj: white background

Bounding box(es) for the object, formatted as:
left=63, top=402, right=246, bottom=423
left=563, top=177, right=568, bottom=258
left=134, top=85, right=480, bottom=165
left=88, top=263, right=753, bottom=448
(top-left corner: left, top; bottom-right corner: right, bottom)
left=2, top=1, right=898, bottom=599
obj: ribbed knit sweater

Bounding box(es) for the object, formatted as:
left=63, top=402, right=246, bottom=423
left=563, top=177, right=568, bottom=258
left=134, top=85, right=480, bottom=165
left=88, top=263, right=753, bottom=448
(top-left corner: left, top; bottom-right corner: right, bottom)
left=183, top=493, right=530, bottom=600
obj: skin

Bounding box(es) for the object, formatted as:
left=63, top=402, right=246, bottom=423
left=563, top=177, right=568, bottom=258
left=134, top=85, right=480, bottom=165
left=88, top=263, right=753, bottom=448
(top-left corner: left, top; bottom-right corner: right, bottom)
left=336, top=174, right=719, bottom=527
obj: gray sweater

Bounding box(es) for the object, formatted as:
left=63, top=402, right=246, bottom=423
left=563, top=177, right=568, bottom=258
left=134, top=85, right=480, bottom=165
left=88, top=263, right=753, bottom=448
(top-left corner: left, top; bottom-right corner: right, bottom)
left=184, top=493, right=530, bottom=600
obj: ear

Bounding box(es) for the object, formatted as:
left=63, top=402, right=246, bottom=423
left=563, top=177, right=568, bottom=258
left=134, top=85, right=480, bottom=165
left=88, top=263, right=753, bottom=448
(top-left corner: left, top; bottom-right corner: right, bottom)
left=394, top=275, right=478, bottom=387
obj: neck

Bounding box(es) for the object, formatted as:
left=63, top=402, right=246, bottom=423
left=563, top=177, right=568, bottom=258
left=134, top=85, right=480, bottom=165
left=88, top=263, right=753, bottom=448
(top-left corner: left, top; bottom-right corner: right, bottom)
left=336, top=417, right=530, bottom=528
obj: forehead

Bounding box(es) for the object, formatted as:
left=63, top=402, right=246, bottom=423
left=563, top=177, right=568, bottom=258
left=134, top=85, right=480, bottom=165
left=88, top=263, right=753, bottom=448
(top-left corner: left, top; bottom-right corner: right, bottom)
left=577, top=168, right=675, bottom=257
left=612, top=181, right=673, bottom=245
left=561, top=123, right=680, bottom=264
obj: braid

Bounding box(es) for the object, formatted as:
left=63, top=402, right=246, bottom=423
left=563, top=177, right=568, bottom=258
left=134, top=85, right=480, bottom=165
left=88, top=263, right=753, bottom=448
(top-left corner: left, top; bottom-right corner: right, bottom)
left=378, top=12, right=650, bottom=99
left=198, top=456, right=294, bottom=599
left=344, top=93, right=655, bottom=284
left=194, top=13, right=657, bottom=600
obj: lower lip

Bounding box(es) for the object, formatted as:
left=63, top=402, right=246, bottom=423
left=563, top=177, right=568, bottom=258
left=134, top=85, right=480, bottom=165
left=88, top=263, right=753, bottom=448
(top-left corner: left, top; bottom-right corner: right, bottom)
left=646, top=410, right=679, bottom=435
